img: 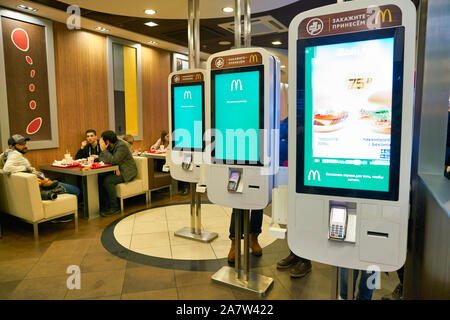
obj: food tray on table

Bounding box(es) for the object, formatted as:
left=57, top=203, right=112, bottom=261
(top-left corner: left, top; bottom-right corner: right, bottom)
left=51, top=162, right=80, bottom=168
left=81, top=163, right=113, bottom=169
left=147, top=150, right=166, bottom=154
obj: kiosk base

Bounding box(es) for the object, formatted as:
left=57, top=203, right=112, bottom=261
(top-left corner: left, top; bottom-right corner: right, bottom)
left=211, top=266, right=274, bottom=296
left=174, top=227, right=218, bottom=243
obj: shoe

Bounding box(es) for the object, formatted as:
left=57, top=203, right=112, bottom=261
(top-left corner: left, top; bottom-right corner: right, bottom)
left=289, top=260, right=312, bottom=278
left=227, top=239, right=236, bottom=264
left=382, top=283, right=403, bottom=300
left=100, top=207, right=121, bottom=217
left=277, top=252, right=301, bottom=269
left=249, top=233, right=262, bottom=256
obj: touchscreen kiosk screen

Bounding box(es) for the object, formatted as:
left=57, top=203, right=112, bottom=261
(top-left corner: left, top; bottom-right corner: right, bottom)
left=213, top=68, right=262, bottom=163
left=172, top=84, right=203, bottom=150
left=302, top=36, right=398, bottom=194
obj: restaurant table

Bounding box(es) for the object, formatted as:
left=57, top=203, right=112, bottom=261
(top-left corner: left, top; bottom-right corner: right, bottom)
left=40, top=164, right=118, bottom=219
left=138, top=151, right=166, bottom=160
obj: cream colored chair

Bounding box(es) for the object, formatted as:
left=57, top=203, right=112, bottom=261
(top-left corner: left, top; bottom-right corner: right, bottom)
left=0, top=170, right=78, bottom=241
left=115, top=156, right=149, bottom=213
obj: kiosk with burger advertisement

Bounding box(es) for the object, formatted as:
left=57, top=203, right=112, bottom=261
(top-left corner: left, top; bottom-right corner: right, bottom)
left=288, top=0, right=416, bottom=272
left=167, top=69, right=218, bottom=243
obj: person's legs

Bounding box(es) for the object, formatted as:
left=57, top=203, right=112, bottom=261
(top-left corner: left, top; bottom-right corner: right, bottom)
left=356, top=270, right=377, bottom=300
left=249, top=209, right=263, bottom=256
left=59, top=182, right=80, bottom=197
left=102, top=173, right=124, bottom=211
left=229, top=208, right=242, bottom=240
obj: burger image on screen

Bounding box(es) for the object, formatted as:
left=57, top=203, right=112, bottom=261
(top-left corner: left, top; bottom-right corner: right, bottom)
left=313, top=108, right=348, bottom=132
left=360, top=90, right=392, bottom=134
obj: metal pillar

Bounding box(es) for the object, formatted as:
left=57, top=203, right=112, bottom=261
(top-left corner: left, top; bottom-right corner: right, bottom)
left=234, top=0, right=241, bottom=48
left=243, top=0, right=251, bottom=47
left=212, top=210, right=274, bottom=296
left=174, top=182, right=218, bottom=242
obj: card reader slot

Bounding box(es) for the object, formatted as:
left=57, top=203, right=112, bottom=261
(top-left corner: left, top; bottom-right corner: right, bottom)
left=367, top=231, right=389, bottom=238
left=248, top=185, right=260, bottom=189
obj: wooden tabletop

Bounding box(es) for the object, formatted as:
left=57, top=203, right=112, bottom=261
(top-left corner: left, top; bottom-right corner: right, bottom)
left=138, top=152, right=166, bottom=159
left=40, top=164, right=119, bottom=176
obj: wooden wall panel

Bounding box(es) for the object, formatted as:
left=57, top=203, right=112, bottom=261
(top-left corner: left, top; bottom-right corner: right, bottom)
left=22, top=22, right=171, bottom=166
left=25, top=22, right=108, bottom=167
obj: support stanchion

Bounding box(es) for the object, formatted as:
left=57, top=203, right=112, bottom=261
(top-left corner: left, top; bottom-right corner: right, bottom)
left=174, top=182, right=218, bottom=243
left=331, top=267, right=339, bottom=300
left=347, top=268, right=354, bottom=300
left=211, top=209, right=274, bottom=296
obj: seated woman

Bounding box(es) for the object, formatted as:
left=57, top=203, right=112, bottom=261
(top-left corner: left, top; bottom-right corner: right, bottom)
left=150, top=130, right=169, bottom=152
left=151, top=130, right=169, bottom=172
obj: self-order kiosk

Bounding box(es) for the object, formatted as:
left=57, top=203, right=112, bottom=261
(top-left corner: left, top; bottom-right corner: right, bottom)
left=288, top=0, right=416, bottom=272
left=205, top=48, right=280, bottom=209
left=167, top=69, right=205, bottom=183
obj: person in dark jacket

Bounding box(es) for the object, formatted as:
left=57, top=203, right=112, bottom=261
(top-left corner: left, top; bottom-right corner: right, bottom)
left=98, top=130, right=137, bottom=216
left=75, top=129, right=101, bottom=160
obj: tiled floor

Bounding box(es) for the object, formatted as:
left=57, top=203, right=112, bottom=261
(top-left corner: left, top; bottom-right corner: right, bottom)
left=113, top=204, right=276, bottom=260
left=0, top=190, right=399, bottom=300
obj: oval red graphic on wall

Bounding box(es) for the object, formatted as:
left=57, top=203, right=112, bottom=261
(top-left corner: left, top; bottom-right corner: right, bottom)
left=29, top=84, right=35, bottom=92
left=30, top=70, right=36, bottom=78
left=29, top=100, right=37, bottom=110
left=26, top=117, right=42, bottom=135
left=26, top=56, right=33, bottom=65
left=11, top=28, right=29, bottom=51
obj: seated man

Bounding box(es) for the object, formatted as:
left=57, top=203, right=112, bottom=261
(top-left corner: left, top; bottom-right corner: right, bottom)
left=75, top=129, right=101, bottom=161
left=98, top=130, right=137, bottom=217
left=2, top=134, right=80, bottom=197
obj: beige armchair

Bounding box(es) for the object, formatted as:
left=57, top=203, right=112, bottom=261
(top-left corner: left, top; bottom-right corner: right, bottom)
left=115, top=156, right=149, bottom=213
left=0, top=169, right=78, bottom=241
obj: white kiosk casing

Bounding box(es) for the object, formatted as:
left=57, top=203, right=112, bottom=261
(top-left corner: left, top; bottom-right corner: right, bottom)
left=168, top=69, right=206, bottom=183
left=205, top=48, right=280, bottom=209
left=288, top=0, right=416, bottom=271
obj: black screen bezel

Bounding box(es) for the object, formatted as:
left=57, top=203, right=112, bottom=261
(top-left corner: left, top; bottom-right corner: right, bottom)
left=211, top=65, right=265, bottom=166
left=171, top=81, right=205, bottom=152
left=296, top=27, right=405, bottom=201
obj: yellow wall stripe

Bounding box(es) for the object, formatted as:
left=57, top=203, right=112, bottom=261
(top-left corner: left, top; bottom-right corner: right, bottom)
left=123, top=46, right=139, bottom=136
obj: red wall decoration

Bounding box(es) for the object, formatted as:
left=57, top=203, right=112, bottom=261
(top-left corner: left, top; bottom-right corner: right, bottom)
left=1, top=16, right=52, bottom=140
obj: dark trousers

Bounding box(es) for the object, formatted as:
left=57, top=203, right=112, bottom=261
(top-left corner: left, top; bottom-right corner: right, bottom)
left=98, top=173, right=124, bottom=210
left=229, top=209, right=263, bottom=239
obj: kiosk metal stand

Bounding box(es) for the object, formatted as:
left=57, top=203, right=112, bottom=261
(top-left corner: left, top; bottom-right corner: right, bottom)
left=174, top=183, right=218, bottom=243
left=211, top=209, right=274, bottom=296
left=331, top=267, right=355, bottom=300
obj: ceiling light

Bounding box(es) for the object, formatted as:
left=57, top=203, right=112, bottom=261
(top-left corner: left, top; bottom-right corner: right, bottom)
left=144, top=9, right=156, bottom=15
left=17, top=5, right=37, bottom=12
left=96, top=27, right=109, bottom=32
left=272, top=41, right=282, bottom=45
left=222, top=7, right=234, bottom=13
left=280, top=65, right=286, bottom=69
left=145, top=22, right=158, bottom=27
left=219, top=41, right=231, bottom=45
left=148, top=41, right=158, bottom=45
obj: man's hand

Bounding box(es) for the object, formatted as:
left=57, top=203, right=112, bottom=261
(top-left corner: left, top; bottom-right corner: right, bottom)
left=99, top=138, right=107, bottom=151
left=81, top=140, right=87, bottom=149
left=115, top=169, right=121, bottom=176
left=92, top=154, right=99, bottom=159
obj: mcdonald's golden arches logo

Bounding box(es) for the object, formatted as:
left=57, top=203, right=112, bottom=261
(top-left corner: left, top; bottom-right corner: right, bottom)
left=249, top=54, right=259, bottom=63
left=195, top=73, right=202, bottom=80
left=375, top=9, right=392, bottom=24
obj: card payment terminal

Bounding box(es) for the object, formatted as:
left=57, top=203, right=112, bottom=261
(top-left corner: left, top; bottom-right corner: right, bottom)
left=329, top=206, right=347, bottom=240
left=227, top=171, right=241, bottom=192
